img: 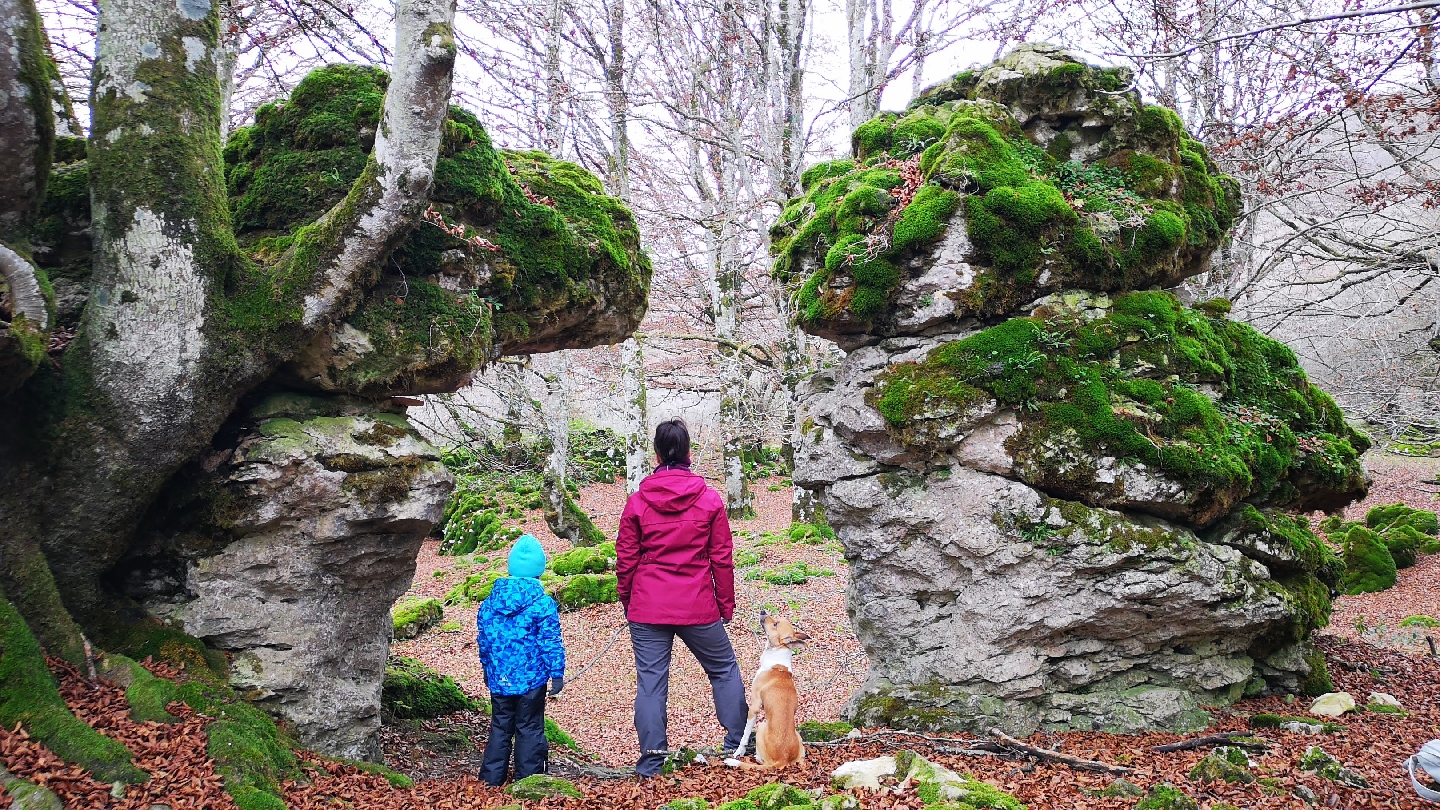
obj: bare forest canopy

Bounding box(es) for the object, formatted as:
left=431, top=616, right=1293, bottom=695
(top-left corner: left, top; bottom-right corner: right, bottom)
left=0, top=0, right=1437, bottom=804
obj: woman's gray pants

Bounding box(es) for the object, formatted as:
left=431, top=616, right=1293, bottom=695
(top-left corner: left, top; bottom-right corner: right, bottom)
left=629, top=619, right=747, bottom=776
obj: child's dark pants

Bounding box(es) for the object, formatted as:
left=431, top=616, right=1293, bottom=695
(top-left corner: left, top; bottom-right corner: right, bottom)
left=480, top=683, right=548, bottom=785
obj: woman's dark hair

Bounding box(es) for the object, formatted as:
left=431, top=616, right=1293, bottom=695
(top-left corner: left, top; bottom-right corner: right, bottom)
left=654, top=418, right=691, bottom=466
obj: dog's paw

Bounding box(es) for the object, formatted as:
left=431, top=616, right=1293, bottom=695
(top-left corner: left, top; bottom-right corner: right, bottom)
left=723, top=758, right=743, bottom=768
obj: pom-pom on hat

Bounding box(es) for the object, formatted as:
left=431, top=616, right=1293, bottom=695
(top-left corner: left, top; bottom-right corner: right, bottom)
left=507, top=534, right=547, bottom=578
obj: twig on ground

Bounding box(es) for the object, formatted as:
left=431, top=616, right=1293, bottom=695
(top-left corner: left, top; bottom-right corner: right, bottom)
left=989, top=728, right=1132, bottom=774
left=1152, top=732, right=1269, bottom=753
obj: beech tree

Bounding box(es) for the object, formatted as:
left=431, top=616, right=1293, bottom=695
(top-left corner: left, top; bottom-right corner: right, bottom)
left=0, top=0, right=458, bottom=653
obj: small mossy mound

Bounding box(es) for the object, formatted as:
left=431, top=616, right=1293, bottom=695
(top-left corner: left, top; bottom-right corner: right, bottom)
left=1134, top=784, right=1198, bottom=810
left=444, top=570, right=504, bottom=606
left=1400, top=614, right=1439, bottom=627
left=1298, top=746, right=1369, bottom=788
left=549, top=541, right=616, bottom=575
left=226, top=65, right=650, bottom=396
left=548, top=573, right=620, bottom=610
left=870, top=290, right=1368, bottom=525
left=773, top=46, right=1239, bottom=343
left=717, top=802, right=763, bottom=810
left=0, top=594, right=147, bottom=784
left=1365, top=503, right=1439, bottom=536
left=380, top=656, right=477, bottom=719
left=746, top=782, right=815, bottom=809
left=1186, top=748, right=1254, bottom=784
left=798, top=720, right=855, bottom=742
left=392, top=597, right=444, bottom=641
left=507, top=774, right=583, bottom=800
left=1321, top=504, right=1433, bottom=574
left=1338, top=525, right=1397, bottom=595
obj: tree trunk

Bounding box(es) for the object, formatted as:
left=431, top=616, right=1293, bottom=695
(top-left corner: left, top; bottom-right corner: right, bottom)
left=0, top=0, right=458, bottom=644
left=0, top=0, right=53, bottom=241
left=621, top=336, right=648, bottom=492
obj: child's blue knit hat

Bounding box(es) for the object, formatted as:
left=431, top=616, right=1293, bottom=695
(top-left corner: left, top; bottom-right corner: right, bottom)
left=507, top=535, right=547, bottom=578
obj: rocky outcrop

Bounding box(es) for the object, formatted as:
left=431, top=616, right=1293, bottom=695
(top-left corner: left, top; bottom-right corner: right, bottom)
left=120, top=394, right=452, bottom=759
left=786, top=45, right=1368, bottom=735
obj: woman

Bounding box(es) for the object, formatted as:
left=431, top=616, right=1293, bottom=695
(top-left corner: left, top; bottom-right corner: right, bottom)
left=616, top=418, right=746, bottom=777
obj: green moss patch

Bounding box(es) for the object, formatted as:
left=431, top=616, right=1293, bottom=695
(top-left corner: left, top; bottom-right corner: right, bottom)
left=381, top=656, right=477, bottom=720
left=870, top=290, right=1367, bottom=524
left=1134, top=784, right=1198, bottom=810
left=746, top=783, right=814, bottom=809
left=797, top=720, right=854, bottom=741
left=0, top=594, right=146, bottom=784
left=507, top=774, right=583, bottom=799
left=392, top=597, right=443, bottom=641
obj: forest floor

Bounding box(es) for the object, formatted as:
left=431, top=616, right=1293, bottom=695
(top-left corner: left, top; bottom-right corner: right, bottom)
left=3, top=455, right=1440, bottom=809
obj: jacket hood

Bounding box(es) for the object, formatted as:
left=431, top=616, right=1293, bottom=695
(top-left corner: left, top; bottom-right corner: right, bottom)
left=485, top=576, right=547, bottom=617
left=638, top=468, right=709, bottom=513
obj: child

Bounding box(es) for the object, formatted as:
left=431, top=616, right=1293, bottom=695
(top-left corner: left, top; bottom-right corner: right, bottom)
left=476, top=534, right=566, bottom=785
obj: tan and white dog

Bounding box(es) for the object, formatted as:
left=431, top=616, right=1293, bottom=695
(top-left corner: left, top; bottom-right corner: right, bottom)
left=724, top=610, right=810, bottom=770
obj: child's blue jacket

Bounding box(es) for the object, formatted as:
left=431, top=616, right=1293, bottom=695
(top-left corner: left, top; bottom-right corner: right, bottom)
left=476, top=576, right=566, bottom=696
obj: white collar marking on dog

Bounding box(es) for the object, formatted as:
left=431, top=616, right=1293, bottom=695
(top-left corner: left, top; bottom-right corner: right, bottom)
left=758, top=644, right=793, bottom=672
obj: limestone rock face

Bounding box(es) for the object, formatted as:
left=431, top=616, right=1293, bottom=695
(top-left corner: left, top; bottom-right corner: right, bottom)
left=122, top=394, right=452, bottom=759
left=786, top=46, right=1369, bottom=736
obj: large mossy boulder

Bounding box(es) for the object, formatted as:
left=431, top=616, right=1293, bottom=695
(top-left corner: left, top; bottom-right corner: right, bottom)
left=787, top=45, right=1367, bottom=738
left=223, top=65, right=650, bottom=396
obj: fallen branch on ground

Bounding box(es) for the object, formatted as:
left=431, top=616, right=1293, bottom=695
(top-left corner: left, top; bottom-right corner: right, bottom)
left=989, top=728, right=1132, bottom=775
left=1153, top=732, right=1269, bottom=753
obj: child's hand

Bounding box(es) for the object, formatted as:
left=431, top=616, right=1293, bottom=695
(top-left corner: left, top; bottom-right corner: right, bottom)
left=548, top=677, right=564, bottom=697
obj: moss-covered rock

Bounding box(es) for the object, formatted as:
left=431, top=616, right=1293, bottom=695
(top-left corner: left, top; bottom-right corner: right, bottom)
left=746, top=783, right=815, bottom=808
left=548, top=572, right=619, bottom=610
left=870, top=291, right=1367, bottom=525
left=1298, top=745, right=1369, bottom=788
left=224, top=66, right=650, bottom=397
left=1186, top=747, right=1254, bottom=784
left=775, top=45, right=1239, bottom=347
left=380, top=656, right=476, bottom=719
left=549, top=541, right=616, bottom=575
left=443, top=570, right=505, bottom=606
left=1134, top=784, right=1198, bottom=810
left=1339, top=525, right=1397, bottom=594
left=1365, top=502, right=1439, bottom=536
left=392, top=597, right=443, bottom=641
left=507, top=774, right=583, bottom=799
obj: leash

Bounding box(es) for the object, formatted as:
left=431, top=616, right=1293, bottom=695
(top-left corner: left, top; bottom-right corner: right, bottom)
left=562, top=622, right=627, bottom=686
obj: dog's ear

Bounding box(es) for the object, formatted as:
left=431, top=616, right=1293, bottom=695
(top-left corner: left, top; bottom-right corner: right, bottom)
left=784, top=629, right=812, bottom=646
